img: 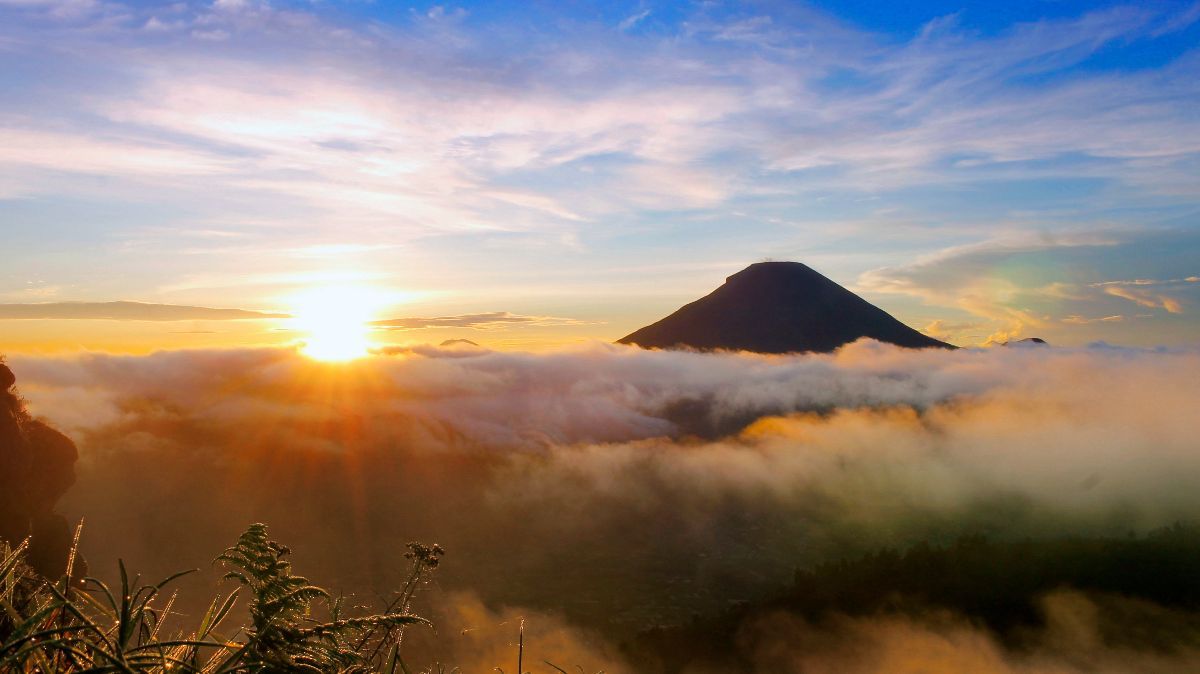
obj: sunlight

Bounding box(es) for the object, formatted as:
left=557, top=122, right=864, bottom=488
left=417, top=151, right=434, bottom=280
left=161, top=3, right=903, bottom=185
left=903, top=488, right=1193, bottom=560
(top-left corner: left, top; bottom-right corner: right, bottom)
left=289, top=285, right=386, bottom=362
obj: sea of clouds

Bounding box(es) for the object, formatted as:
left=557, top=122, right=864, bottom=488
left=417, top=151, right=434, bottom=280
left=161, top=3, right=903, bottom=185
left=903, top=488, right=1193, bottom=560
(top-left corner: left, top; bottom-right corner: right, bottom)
left=7, top=340, right=1200, bottom=671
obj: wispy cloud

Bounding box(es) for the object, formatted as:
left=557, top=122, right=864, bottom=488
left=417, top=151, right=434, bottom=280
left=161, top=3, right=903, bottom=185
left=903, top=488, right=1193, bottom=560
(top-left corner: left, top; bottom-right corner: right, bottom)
left=1062, top=314, right=1125, bottom=325
left=1099, top=284, right=1184, bottom=313
left=618, top=9, right=650, bottom=32
left=372, top=311, right=589, bottom=331
left=0, top=301, right=288, bottom=320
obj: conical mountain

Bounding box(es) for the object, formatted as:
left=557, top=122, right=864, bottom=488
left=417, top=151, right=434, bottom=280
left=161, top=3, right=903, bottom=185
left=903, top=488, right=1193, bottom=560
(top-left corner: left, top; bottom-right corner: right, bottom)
left=618, top=261, right=954, bottom=354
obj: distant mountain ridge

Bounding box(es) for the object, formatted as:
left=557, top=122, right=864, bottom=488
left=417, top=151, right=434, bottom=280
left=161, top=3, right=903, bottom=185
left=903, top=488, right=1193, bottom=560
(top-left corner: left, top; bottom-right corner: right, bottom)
left=618, top=261, right=954, bottom=354
left=1004, top=337, right=1048, bottom=347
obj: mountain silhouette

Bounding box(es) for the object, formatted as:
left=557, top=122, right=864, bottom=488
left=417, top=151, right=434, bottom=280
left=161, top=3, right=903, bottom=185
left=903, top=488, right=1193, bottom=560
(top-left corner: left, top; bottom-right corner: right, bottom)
left=1004, top=337, right=1048, bottom=347
left=618, top=261, right=954, bottom=354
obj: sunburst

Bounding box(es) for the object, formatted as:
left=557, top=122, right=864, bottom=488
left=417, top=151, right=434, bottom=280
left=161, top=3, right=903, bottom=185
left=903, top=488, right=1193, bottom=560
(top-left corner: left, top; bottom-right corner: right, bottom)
left=290, top=285, right=384, bottom=361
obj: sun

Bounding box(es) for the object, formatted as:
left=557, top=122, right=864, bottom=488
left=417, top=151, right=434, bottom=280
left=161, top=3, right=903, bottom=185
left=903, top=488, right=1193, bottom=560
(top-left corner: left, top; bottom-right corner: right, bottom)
left=289, top=285, right=384, bottom=362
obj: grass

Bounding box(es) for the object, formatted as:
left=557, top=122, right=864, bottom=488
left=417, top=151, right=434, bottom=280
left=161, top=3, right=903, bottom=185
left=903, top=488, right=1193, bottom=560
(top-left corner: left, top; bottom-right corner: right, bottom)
left=0, top=522, right=441, bottom=673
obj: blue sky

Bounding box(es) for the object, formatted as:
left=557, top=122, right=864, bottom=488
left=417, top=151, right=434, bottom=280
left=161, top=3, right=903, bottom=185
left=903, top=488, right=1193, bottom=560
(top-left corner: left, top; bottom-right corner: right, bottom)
left=0, top=0, right=1197, bottom=350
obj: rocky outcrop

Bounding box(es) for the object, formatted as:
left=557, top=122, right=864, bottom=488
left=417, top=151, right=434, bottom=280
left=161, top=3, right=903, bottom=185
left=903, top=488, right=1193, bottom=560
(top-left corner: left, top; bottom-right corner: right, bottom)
left=0, top=361, right=82, bottom=578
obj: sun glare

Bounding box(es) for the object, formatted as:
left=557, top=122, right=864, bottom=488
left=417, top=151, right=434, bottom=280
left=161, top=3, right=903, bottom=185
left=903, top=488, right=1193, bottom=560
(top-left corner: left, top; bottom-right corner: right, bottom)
left=290, top=285, right=385, bottom=362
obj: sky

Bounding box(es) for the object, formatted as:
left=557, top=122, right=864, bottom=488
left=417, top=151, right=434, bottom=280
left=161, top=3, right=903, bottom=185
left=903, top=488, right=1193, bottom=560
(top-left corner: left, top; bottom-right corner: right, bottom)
left=1, top=0, right=1198, bottom=353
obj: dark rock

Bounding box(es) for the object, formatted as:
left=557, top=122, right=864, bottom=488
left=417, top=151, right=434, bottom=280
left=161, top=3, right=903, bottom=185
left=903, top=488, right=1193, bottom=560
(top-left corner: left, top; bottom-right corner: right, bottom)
left=0, top=359, right=84, bottom=579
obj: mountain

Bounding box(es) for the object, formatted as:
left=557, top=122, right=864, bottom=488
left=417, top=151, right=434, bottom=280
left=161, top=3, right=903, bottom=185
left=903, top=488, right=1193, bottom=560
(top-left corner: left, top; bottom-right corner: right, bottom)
left=618, top=261, right=954, bottom=354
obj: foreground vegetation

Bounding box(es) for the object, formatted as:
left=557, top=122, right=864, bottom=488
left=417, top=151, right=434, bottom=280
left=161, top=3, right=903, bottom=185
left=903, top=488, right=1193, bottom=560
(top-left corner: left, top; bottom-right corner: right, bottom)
left=0, top=523, right=442, bottom=673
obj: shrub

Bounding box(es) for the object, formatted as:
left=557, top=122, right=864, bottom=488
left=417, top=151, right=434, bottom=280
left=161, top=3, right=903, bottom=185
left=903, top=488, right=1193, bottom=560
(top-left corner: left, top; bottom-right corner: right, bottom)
left=0, top=523, right=438, bottom=673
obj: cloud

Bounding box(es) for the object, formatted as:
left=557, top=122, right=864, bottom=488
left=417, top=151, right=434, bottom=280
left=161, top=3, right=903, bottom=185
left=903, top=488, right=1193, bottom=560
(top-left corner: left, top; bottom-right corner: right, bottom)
left=0, top=0, right=105, bottom=20
left=407, top=592, right=632, bottom=674
left=1091, top=278, right=1195, bottom=314
left=370, top=311, right=590, bottom=331
left=736, top=590, right=1200, bottom=674
left=858, top=229, right=1200, bottom=345
left=1101, top=285, right=1184, bottom=313
left=0, top=0, right=1196, bottom=258
left=617, top=9, right=650, bottom=32
left=922, top=319, right=985, bottom=339
left=1062, top=314, right=1124, bottom=325
left=0, top=301, right=288, bottom=320
left=4, top=340, right=1200, bottom=640
left=0, top=128, right=232, bottom=179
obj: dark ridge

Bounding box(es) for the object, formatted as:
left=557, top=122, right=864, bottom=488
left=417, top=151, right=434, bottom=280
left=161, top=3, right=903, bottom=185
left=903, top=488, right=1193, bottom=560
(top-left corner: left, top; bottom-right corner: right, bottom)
left=0, top=361, right=84, bottom=579
left=439, top=339, right=480, bottom=347
left=1005, top=337, right=1048, bottom=346
left=618, top=261, right=954, bottom=354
